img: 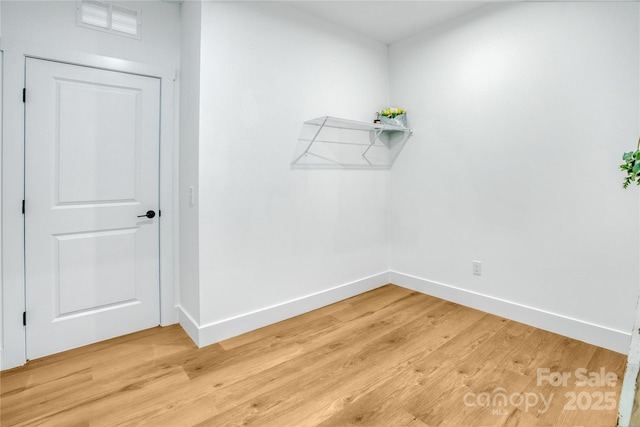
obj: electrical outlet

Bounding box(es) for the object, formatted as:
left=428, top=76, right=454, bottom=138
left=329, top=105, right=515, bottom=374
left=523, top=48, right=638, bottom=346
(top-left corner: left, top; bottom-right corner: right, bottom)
left=473, top=260, right=482, bottom=276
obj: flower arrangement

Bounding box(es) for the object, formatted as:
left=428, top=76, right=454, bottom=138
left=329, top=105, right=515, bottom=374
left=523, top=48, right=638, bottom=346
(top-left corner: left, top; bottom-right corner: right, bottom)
left=379, top=107, right=406, bottom=118
left=377, top=107, right=407, bottom=128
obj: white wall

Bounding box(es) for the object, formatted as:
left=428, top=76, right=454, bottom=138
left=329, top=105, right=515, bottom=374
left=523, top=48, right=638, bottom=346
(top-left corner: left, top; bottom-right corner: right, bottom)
left=181, top=2, right=390, bottom=342
left=1, top=0, right=181, bottom=369
left=178, top=0, right=202, bottom=325
left=0, top=17, right=3, bottom=369
left=389, top=2, right=639, bottom=352
left=1, top=1, right=179, bottom=67
left=3, top=0, right=635, bottom=364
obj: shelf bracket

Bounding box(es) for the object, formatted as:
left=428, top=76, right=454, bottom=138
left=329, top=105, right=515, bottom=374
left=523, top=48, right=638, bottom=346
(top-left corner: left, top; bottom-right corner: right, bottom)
left=361, top=129, right=384, bottom=166
left=291, top=116, right=328, bottom=166
left=305, top=152, right=343, bottom=166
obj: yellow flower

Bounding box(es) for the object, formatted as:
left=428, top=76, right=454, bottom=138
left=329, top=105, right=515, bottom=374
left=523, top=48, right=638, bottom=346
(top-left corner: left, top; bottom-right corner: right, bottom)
left=379, top=107, right=406, bottom=118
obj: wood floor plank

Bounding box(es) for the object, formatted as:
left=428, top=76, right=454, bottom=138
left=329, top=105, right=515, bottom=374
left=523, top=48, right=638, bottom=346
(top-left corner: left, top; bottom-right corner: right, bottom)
left=84, top=288, right=435, bottom=426
left=0, top=284, right=626, bottom=427
left=314, top=315, right=519, bottom=427
left=1, top=325, right=193, bottom=395
left=197, top=304, right=494, bottom=426
left=3, top=363, right=190, bottom=426
left=443, top=330, right=589, bottom=426
left=126, top=290, right=444, bottom=426
left=547, top=344, right=626, bottom=427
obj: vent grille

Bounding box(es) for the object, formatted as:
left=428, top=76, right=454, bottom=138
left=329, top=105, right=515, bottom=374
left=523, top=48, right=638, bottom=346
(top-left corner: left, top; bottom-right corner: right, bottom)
left=80, top=1, right=109, bottom=28
left=111, top=5, right=138, bottom=35
left=77, top=1, right=140, bottom=39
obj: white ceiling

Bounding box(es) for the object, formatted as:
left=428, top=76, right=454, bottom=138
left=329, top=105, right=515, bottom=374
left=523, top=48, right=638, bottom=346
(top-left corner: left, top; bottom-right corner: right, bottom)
left=287, top=1, right=491, bottom=45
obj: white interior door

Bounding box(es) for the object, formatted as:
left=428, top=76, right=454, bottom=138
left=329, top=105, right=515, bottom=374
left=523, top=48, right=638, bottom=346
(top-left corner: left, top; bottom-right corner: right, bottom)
left=24, top=58, right=161, bottom=360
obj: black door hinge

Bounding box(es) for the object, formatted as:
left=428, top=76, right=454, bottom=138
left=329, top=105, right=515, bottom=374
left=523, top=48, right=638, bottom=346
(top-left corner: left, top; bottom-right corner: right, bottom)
left=159, top=209, right=162, bottom=217
left=23, top=311, right=26, bottom=326
left=22, top=199, right=25, bottom=214
left=22, top=88, right=26, bottom=103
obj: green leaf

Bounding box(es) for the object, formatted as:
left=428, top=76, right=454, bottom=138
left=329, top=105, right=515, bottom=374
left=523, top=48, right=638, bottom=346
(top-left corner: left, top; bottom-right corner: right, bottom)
left=624, top=151, right=634, bottom=161
left=632, top=163, right=640, bottom=174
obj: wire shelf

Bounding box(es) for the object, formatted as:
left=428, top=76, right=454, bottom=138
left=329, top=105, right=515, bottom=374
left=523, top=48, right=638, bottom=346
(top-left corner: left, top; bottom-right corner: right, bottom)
left=291, top=116, right=413, bottom=170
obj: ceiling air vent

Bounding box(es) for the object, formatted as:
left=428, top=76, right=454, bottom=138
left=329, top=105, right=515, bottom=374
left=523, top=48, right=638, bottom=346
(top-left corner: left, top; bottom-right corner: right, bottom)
left=77, top=1, right=140, bottom=39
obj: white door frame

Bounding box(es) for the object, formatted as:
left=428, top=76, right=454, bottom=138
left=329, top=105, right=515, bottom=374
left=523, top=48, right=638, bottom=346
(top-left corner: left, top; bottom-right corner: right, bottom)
left=1, top=39, right=179, bottom=370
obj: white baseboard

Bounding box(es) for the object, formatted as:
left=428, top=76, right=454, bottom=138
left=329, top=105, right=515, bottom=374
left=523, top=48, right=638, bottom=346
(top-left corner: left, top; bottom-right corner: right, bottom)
left=179, top=272, right=390, bottom=348
left=177, top=305, right=201, bottom=346
left=389, top=271, right=631, bottom=354
left=178, top=270, right=630, bottom=355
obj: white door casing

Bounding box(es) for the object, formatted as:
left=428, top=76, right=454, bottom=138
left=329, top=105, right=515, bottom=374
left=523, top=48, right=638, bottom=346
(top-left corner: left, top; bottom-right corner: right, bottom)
left=24, top=58, right=161, bottom=359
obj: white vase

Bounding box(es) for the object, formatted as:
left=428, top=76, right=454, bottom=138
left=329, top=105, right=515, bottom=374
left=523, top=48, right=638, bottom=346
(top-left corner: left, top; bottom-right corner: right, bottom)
left=380, top=113, right=407, bottom=128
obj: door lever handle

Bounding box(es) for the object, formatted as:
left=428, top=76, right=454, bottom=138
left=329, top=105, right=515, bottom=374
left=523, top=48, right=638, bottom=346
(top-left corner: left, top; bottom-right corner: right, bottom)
left=137, top=210, right=156, bottom=219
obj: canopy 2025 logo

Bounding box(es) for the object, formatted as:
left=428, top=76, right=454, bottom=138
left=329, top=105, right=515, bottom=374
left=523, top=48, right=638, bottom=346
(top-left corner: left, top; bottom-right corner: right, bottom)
left=463, top=367, right=618, bottom=415
left=538, top=367, right=618, bottom=411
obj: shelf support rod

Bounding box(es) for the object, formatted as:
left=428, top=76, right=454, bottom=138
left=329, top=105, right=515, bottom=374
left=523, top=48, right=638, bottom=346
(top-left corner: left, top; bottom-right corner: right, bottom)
left=291, top=116, right=329, bottom=166
left=305, top=151, right=342, bottom=166
left=361, top=129, right=383, bottom=166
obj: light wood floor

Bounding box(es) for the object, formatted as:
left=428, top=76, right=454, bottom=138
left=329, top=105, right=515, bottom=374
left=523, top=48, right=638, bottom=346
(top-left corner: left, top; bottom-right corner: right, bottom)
left=0, top=284, right=626, bottom=426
